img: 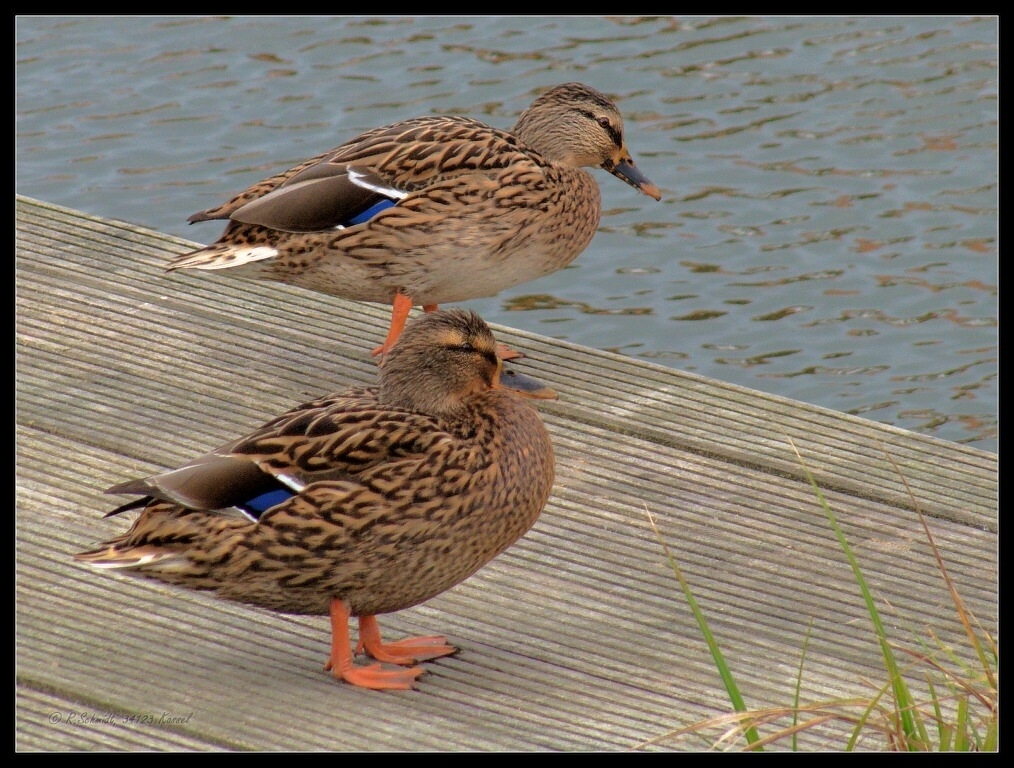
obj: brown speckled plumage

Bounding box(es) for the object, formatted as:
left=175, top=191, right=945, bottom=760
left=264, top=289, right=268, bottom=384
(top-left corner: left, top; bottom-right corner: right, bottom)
left=169, top=82, right=661, bottom=355
left=75, top=310, right=556, bottom=690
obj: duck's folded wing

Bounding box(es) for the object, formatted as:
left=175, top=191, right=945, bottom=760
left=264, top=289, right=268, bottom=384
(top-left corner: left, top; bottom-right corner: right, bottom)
left=103, top=393, right=451, bottom=520
left=101, top=394, right=368, bottom=518
left=229, top=397, right=452, bottom=480
left=105, top=454, right=283, bottom=515
left=186, top=115, right=532, bottom=227
left=227, top=163, right=403, bottom=233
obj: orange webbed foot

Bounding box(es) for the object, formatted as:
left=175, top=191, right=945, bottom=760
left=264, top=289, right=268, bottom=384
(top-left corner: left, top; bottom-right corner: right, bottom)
left=324, top=656, right=426, bottom=691
left=357, top=615, right=458, bottom=665
left=326, top=598, right=427, bottom=691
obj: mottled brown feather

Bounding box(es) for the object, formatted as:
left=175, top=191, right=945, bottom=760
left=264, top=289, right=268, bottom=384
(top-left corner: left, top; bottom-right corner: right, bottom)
left=76, top=310, right=555, bottom=620
left=169, top=83, right=661, bottom=310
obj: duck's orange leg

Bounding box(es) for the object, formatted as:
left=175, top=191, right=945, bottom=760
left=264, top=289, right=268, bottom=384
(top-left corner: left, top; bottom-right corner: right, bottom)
left=371, top=293, right=416, bottom=358
left=355, top=614, right=457, bottom=664
left=323, top=598, right=425, bottom=690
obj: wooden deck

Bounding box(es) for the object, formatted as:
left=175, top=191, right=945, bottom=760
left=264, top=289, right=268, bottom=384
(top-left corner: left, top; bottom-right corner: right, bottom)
left=16, top=195, right=997, bottom=752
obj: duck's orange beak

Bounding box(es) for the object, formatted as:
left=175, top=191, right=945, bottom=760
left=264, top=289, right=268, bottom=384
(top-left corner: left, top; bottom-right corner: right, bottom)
left=494, top=362, right=559, bottom=400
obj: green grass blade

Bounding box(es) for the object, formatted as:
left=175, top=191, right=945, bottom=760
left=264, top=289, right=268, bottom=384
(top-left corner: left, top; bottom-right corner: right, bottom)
left=876, top=441, right=997, bottom=691
left=645, top=508, right=762, bottom=749
left=786, top=438, right=922, bottom=748
left=792, top=619, right=814, bottom=752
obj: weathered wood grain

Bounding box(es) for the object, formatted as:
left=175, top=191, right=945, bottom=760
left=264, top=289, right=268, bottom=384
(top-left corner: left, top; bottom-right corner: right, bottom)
left=16, top=196, right=997, bottom=751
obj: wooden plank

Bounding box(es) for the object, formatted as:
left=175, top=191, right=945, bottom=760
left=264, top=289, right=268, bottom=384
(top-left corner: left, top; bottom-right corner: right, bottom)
left=16, top=196, right=997, bottom=751
left=16, top=687, right=228, bottom=752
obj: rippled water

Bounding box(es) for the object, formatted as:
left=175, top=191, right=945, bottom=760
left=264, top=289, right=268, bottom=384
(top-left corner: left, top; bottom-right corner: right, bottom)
left=15, top=16, right=998, bottom=451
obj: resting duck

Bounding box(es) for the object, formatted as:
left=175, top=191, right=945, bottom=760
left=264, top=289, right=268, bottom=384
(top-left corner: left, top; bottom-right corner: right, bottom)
left=75, top=309, right=557, bottom=690
left=169, top=82, right=662, bottom=356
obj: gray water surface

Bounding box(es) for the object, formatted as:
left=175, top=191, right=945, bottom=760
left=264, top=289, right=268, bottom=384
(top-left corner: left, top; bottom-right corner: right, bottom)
left=15, top=16, right=998, bottom=451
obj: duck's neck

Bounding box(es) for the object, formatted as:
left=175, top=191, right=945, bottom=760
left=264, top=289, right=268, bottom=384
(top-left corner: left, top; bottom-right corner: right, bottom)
left=512, top=110, right=574, bottom=164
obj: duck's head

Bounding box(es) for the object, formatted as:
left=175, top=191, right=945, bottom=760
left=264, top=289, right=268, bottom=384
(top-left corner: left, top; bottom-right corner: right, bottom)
left=512, top=82, right=662, bottom=201
left=379, top=309, right=557, bottom=417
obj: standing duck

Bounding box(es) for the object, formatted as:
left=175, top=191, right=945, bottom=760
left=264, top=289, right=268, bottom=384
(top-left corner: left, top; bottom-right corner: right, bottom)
left=75, top=309, right=557, bottom=691
left=169, top=82, right=662, bottom=356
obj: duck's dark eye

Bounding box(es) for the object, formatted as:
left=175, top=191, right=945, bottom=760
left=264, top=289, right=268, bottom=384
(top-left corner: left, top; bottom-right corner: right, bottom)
left=597, top=116, right=612, bottom=129
left=458, top=342, right=474, bottom=353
